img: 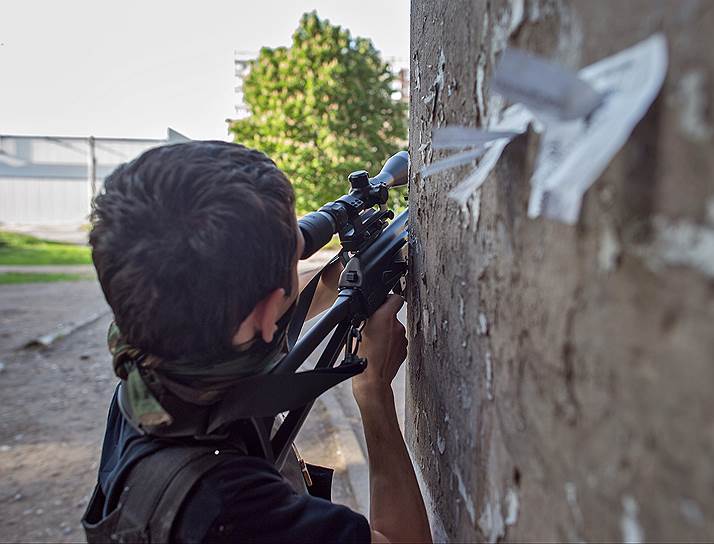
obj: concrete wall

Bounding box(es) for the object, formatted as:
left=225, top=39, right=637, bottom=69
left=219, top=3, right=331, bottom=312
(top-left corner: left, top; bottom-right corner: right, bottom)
left=407, top=1, right=713, bottom=541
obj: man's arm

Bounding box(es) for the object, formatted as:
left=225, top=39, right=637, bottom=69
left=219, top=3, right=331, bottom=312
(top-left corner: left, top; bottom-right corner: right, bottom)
left=298, top=258, right=343, bottom=321
left=354, top=295, right=432, bottom=544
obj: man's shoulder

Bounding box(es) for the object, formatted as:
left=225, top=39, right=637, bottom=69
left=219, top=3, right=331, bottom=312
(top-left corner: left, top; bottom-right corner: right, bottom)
left=175, top=454, right=371, bottom=543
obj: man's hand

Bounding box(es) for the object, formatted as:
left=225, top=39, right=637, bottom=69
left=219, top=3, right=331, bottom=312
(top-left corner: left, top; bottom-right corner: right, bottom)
left=351, top=295, right=432, bottom=544
left=353, top=295, right=407, bottom=404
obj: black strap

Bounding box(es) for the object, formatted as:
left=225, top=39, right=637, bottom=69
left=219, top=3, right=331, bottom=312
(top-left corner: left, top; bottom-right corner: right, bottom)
left=113, top=447, right=229, bottom=543
left=149, top=450, right=230, bottom=543
left=207, top=359, right=363, bottom=433
left=117, top=448, right=212, bottom=535
left=287, top=254, right=341, bottom=350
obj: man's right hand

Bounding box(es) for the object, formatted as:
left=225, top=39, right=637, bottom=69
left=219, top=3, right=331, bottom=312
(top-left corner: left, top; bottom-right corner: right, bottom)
left=353, top=295, right=407, bottom=405
left=350, top=295, right=432, bottom=543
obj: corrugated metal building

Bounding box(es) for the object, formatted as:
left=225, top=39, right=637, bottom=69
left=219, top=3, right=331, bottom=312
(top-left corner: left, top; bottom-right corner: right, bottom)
left=0, top=128, right=187, bottom=226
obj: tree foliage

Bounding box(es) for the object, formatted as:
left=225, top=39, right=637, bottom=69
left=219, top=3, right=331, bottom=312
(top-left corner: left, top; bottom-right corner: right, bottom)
left=229, top=12, right=407, bottom=214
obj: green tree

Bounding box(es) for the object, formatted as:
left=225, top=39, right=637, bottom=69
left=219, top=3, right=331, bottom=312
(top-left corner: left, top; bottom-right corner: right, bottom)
left=229, top=12, right=407, bottom=214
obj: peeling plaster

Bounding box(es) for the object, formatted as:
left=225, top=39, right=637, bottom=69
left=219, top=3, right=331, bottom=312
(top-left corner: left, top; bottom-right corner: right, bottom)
left=527, top=0, right=542, bottom=22
left=598, top=224, right=621, bottom=273
left=507, top=0, right=524, bottom=34
left=476, top=54, right=487, bottom=119
left=434, top=49, right=446, bottom=91
left=436, top=430, right=446, bottom=454
left=461, top=187, right=482, bottom=232
left=478, top=312, right=489, bottom=335
left=621, top=496, right=644, bottom=544
left=454, top=467, right=477, bottom=526
left=485, top=351, right=494, bottom=401
left=555, top=2, right=583, bottom=69
left=478, top=494, right=506, bottom=544
left=673, top=70, right=713, bottom=143
left=492, top=0, right=525, bottom=53
left=565, top=481, right=584, bottom=527
left=639, top=216, right=714, bottom=278
left=505, top=488, right=520, bottom=526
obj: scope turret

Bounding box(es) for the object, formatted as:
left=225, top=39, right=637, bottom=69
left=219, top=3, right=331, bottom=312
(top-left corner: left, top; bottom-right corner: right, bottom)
left=298, top=151, right=410, bottom=259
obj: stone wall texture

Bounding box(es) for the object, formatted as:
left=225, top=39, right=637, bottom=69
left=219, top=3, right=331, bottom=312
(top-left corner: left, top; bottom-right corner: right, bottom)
left=406, top=1, right=713, bottom=541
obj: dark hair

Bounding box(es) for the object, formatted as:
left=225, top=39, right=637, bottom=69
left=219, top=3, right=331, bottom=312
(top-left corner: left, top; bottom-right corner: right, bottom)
left=90, top=141, right=296, bottom=358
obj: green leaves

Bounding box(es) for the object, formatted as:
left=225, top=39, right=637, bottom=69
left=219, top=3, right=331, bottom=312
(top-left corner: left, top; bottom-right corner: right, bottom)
left=229, top=11, right=407, bottom=215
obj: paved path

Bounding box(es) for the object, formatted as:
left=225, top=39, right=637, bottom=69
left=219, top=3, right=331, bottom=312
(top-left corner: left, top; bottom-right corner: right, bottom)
left=0, top=280, right=108, bottom=354
left=0, top=224, right=89, bottom=246
left=0, top=265, right=96, bottom=275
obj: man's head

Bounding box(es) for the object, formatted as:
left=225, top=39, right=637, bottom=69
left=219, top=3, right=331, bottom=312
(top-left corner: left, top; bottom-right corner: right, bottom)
left=90, top=141, right=300, bottom=359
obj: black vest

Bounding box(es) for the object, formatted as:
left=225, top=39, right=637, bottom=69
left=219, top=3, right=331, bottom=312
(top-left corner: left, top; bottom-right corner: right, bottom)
left=81, top=389, right=332, bottom=544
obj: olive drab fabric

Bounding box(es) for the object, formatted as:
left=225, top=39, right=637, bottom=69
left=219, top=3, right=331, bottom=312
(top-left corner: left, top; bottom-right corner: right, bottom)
left=108, top=302, right=296, bottom=430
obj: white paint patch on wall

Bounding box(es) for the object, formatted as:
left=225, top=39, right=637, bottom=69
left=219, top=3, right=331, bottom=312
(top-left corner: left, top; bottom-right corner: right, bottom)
left=485, top=351, right=494, bottom=401
left=475, top=55, right=487, bottom=119
left=555, top=1, right=583, bottom=69
left=505, top=488, right=520, bottom=526
left=478, top=494, right=506, bottom=544
left=492, top=0, right=525, bottom=54
left=564, top=481, right=584, bottom=527
left=640, top=216, right=714, bottom=279
left=454, top=466, right=477, bottom=526
left=598, top=224, right=621, bottom=273
left=464, top=185, right=481, bottom=232
left=436, top=429, right=446, bottom=455
left=673, top=70, right=713, bottom=143
left=621, top=495, right=644, bottom=544
left=478, top=312, right=489, bottom=335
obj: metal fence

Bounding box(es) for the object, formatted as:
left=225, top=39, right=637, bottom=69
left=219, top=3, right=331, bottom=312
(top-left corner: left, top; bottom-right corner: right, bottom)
left=0, top=129, right=187, bottom=226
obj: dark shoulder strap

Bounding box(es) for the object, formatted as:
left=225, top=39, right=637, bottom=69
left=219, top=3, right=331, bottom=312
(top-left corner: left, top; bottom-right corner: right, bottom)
left=148, top=450, right=231, bottom=543
left=116, top=446, right=231, bottom=543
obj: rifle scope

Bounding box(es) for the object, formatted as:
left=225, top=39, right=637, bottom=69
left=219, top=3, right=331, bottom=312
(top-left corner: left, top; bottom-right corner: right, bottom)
left=298, top=151, right=409, bottom=259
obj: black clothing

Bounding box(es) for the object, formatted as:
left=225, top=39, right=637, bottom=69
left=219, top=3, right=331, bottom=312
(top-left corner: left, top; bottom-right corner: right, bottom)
left=94, top=387, right=370, bottom=543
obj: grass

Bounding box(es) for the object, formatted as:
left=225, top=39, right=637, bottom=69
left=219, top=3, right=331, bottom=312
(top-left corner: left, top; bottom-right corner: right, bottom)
left=0, top=272, right=93, bottom=285
left=0, top=231, right=92, bottom=265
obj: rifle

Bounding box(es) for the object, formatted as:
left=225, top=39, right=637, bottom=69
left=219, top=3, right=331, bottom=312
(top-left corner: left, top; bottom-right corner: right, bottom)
left=199, top=151, right=410, bottom=466
left=273, top=151, right=410, bottom=465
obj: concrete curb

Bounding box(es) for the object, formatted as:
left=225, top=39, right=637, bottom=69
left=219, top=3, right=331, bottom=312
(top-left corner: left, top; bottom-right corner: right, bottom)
left=23, top=310, right=111, bottom=349
left=318, top=390, right=371, bottom=516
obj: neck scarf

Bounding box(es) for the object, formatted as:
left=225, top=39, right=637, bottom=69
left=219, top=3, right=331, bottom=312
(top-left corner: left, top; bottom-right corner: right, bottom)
left=109, top=303, right=295, bottom=429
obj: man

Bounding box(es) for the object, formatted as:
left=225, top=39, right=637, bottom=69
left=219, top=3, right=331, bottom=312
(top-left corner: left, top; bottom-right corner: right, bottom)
left=83, top=141, right=431, bottom=543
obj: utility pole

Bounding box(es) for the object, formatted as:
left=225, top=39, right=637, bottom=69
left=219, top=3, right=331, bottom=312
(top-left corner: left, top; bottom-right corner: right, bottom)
left=87, top=136, right=97, bottom=200
left=408, top=1, right=713, bottom=541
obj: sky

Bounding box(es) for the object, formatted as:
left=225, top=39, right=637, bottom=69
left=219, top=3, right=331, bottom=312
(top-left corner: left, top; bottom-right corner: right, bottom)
left=0, top=0, right=409, bottom=141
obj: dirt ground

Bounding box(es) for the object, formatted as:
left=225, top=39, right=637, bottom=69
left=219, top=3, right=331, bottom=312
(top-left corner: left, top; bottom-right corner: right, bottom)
left=1, top=311, right=115, bottom=543
left=0, top=255, right=363, bottom=543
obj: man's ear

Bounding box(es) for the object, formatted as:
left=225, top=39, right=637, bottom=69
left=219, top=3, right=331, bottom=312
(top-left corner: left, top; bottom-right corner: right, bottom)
left=257, top=288, right=287, bottom=343
left=232, top=288, right=286, bottom=346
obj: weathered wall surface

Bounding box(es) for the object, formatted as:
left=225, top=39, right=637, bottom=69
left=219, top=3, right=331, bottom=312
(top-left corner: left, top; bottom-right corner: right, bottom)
left=407, top=1, right=714, bottom=541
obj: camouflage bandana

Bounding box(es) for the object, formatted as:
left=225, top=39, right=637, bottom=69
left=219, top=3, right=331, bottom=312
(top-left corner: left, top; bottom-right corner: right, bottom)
left=108, top=303, right=295, bottom=429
